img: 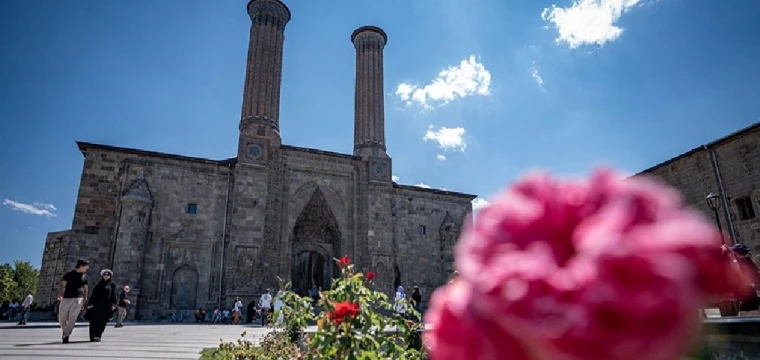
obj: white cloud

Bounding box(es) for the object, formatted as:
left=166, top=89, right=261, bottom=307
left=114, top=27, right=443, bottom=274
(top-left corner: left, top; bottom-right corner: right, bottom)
left=395, top=55, right=491, bottom=109
left=541, top=0, right=643, bottom=49
left=392, top=175, right=400, bottom=182
left=414, top=183, right=432, bottom=189
left=423, top=125, right=467, bottom=152
left=471, top=197, right=490, bottom=211
left=529, top=62, right=544, bottom=88
left=3, top=199, right=57, bottom=217
left=436, top=154, right=447, bottom=161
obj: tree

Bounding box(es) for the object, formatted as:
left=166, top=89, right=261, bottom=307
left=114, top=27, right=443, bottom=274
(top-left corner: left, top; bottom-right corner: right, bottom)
left=0, top=263, right=15, bottom=302
left=0, top=261, right=39, bottom=303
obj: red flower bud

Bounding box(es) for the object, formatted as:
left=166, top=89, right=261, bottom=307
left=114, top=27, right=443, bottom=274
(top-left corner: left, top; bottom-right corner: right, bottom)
left=338, top=256, right=351, bottom=268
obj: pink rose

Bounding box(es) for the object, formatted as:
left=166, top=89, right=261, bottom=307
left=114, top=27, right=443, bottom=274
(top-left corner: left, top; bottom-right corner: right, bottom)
left=426, top=168, right=731, bottom=360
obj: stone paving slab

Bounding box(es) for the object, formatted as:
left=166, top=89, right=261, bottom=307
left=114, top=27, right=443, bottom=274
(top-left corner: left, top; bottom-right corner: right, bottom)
left=0, top=322, right=275, bottom=359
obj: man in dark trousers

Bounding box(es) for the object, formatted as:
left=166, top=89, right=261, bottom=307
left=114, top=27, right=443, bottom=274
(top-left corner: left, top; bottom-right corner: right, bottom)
left=57, top=259, right=90, bottom=344
left=115, top=285, right=130, bottom=328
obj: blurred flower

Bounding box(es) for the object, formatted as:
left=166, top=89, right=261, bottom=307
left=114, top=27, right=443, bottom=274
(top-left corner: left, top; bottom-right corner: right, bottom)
left=366, top=271, right=376, bottom=281
left=426, top=168, right=731, bottom=360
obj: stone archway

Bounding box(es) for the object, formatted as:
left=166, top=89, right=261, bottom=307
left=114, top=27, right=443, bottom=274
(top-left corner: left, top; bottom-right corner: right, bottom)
left=290, top=188, right=342, bottom=293
left=170, top=265, right=198, bottom=310
left=292, top=251, right=326, bottom=294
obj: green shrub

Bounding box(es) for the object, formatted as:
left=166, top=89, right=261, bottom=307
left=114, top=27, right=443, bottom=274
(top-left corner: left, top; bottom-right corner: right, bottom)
left=199, top=330, right=299, bottom=360
left=200, top=257, right=427, bottom=359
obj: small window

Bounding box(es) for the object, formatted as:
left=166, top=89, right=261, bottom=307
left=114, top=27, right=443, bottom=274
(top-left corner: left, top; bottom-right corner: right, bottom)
left=187, top=203, right=197, bottom=214
left=419, top=225, right=426, bottom=235
left=736, top=197, right=756, bottom=220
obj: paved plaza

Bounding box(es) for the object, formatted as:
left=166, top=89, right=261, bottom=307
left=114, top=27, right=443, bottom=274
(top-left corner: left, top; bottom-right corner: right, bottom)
left=0, top=321, right=282, bottom=359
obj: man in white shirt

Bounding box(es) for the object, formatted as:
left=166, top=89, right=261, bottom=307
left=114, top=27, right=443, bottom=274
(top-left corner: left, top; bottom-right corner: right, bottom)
left=259, top=289, right=273, bottom=326
left=18, top=294, right=33, bottom=325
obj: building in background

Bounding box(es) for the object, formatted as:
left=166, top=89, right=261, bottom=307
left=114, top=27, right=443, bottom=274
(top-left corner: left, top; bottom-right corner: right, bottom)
left=637, top=122, right=759, bottom=248
left=35, top=0, right=475, bottom=320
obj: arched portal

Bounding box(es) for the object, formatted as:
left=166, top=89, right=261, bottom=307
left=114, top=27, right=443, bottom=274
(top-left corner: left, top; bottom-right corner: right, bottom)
left=292, top=251, right=326, bottom=294
left=290, top=188, right=341, bottom=293
left=170, top=265, right=198, bottom=310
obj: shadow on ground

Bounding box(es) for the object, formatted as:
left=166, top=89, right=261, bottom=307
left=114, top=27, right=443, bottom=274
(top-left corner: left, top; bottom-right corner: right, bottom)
left=14, top=340, right=91, bottom=347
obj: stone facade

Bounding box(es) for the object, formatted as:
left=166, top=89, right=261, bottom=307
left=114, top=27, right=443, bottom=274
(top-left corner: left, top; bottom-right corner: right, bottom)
left=35, top=0, right=476, bottom=320
left=36, top=230, right=72, bottom=307
left=635, top=122, right=760, bottom=248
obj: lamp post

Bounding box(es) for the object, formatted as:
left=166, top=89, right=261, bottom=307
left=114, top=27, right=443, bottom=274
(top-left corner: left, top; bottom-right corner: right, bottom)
left=705, top=192, right=727, bottom=246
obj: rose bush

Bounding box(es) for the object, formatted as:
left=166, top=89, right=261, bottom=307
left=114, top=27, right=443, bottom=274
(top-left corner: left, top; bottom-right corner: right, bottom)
left=201, top=256, right=424, bottom=360
left=425, top=168, right=733, bottom=360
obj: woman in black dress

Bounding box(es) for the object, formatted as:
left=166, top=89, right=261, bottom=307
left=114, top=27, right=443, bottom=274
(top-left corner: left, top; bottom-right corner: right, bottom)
left=87, top=269, right=117, bottom=342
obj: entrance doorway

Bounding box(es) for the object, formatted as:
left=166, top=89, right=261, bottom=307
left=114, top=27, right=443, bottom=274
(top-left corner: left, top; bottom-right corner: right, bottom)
left=292, top=251, right=326, bottom=295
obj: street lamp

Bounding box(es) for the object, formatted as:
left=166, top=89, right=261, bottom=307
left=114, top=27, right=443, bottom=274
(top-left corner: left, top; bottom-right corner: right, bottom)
left=705, top=192, right=727, bottom=245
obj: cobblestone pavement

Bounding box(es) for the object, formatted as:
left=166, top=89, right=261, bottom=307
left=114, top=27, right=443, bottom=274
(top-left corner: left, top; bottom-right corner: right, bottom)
left=0, top=321, right=278, bottom=359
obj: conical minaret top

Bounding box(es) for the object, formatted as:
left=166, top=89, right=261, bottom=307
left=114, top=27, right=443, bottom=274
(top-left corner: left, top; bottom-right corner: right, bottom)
left=239, top=0, right=291, bottom=136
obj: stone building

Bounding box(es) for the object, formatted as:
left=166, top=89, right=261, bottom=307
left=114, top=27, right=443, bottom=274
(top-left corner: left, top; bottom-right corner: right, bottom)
left=35, top=0, right=476, bottom=319
left=636, top=122, right=759, bottom=248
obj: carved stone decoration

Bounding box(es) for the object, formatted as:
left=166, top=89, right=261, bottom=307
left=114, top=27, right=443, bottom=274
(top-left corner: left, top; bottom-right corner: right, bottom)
left=368, top=157, right=392, bottom=182
left=371, top=254, right=391, bottom=294
left=439, top=211, right=460, bottom=280
left=289, top=188, right=342, bottom=292
left=232, top=246, right=258, bottom=292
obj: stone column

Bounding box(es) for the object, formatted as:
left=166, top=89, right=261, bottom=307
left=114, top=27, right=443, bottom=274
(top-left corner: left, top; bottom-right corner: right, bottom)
left=112, top=179, right=153, bottom=320
left=240, top=0, right=291, bottom=135
left=352, top=26, right=388, bottom=159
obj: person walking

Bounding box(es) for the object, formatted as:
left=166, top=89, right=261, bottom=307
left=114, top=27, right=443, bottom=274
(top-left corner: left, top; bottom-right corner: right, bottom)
left=57, top=259, right=90, bottom=344
left=259, top=289, right=273, bottom=326
left=232, top=297, right=243, bottom=324
left=86, top=269, right=118, bottom=342
left=395, top=286, right=406, bottom=318
left=411, top=286, right=422, bottom=314
left=115, top=285, right=130, bottom=328
left=17, top=293, right=33, bottom=325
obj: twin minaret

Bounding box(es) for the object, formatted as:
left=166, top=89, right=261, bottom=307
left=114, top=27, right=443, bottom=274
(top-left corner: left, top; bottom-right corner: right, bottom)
left=239, top=0, right=390, bottom=175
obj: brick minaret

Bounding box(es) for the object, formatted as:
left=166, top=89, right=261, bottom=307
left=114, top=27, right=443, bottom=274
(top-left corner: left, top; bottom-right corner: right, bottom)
left=352, top=26, right=388, bottom=161
left=238, top=0, right=290, bottom=162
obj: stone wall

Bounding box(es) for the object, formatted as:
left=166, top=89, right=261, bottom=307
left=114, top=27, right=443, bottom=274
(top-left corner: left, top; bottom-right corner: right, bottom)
left=637, top=123, right=759, bottom=248
left=390, top=186, right=474, bottom=302
left=39, top=140, right=476, bottom=318
left=35, top=230, right=72, bottom=307
left=62, top=143, right=234, bottom=320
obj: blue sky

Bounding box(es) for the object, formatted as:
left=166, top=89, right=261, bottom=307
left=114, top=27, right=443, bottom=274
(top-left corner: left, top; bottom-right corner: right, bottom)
left=1, top=0, right=758, bottom=267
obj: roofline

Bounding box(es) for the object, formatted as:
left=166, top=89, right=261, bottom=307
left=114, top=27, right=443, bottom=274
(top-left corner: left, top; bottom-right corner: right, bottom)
left=74, top=141, right=479, bottom=200
left=76, top=141, right=236, bottom=166
left=281, top=144, right=361, bottom=160
left=635, top=121, right=760, bottom=175
left=393, top=183, right=478, bottom=200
